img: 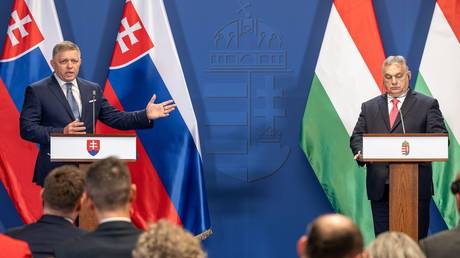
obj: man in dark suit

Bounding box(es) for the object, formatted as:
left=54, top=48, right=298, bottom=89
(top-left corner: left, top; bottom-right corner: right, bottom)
left=20, top=41, right=176, bottom=186
left=419, top=173, right=460, bottom=258
left=6, top=166, right=86, bottom=258
left=55, top=156, right=142, bottom=258
left=350, top=56, right=447, bottom=239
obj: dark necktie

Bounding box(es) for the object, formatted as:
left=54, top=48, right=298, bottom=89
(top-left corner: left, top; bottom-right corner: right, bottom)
left=66, top=82, right=80, bottom=120
left=389, top=98, right=399, bottom=128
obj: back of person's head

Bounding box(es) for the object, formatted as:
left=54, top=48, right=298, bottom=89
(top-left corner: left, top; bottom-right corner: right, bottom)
left=42, top=165, right=85, bottom=214
left=132, top=219, right=206, bottom=258
left=367, top=231, right=426, bottom=258
left=85, top=156, right=133, bottom=212
left=298, top=214, right=364, bottom=258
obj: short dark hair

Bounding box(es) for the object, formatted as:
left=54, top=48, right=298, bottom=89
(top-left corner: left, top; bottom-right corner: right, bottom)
left=85, top=156, right=132, bottom=211
left=306, top=215, right=363, bottom=258
left=42, top=166, right=85, bottom=213
left=52, top=40, right=80, bottom=58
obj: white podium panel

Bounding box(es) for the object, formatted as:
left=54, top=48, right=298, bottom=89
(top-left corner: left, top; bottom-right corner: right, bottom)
left=50, top=134, right=136, bottom=161
left=362, top=133, right=448, bottom=162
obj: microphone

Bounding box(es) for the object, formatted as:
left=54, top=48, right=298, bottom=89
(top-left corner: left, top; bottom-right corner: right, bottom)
left=398, top=106, right=406, bottom=134
left=91, top=90, right=96, bottom=134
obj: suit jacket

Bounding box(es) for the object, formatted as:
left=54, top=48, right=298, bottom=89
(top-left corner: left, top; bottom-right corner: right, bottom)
left=6, top=215, right=85, bottom=258
left=54, top=221, right=142, bottom=258
left=419, top=224, right=460, bottom=258
left=350, top=89, right=447, bottom=200
left=20, top=75, right=153, bottom=186
left=0, top=234, right=32, bottom=258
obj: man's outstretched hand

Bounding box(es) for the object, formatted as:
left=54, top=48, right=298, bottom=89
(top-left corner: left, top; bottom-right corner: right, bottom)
left=146, top=94, right=177, bottom=120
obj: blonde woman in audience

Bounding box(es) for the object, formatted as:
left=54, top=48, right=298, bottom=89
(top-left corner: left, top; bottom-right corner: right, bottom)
left=133, top=219, right=206, bottom=258
left=367, top=232, right=426, bottom=258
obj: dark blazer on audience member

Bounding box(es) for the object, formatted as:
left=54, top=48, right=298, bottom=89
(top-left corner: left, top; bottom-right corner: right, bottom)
left=6, top=215, right=85, bottom=258
left=419, top=225, right=460, bottom=258
left=20, top=75, right=153, bottom=186
left=54, top=221, right=142, bottom=258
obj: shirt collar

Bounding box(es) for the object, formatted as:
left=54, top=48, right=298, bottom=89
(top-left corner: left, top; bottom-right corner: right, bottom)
left=387, top=89, right=409, bottom=103
left=99, top=217, right=132, bottom=224
left=54, top=73, right=77, bottom=88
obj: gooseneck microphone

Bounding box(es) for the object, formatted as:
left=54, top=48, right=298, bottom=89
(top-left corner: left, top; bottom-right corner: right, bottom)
left=91, top=90, right=96, bottom=134
left=398, top=106, right=406, bottom=134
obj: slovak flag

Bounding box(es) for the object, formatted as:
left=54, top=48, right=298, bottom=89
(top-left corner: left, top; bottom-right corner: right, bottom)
left=98, top=0, right=211, bottom=237
left=0, top=0, right=63, bottom=223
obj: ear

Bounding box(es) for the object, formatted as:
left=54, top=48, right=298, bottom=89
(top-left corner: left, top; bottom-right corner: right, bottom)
left=129, top=184, right=137, bottom=204
left=82, top=192, right=95, bottom=211
left=297, top=235, right=308, bottom=258
left=50, top=58, right=56, bottom=70
left=407, top=70, right=411, bottom=80
left=74, top=194, right=85, bottom=212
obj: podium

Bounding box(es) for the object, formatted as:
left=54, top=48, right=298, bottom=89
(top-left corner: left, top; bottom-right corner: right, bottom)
left=362, top=133, right=448, bottom=239
left=50, top=133, right=137, bottom=230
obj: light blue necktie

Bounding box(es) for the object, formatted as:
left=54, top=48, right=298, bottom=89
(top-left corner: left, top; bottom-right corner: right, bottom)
left=65, top=82, right=80, bottom=120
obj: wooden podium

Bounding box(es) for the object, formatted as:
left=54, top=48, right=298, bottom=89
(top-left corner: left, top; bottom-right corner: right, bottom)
left=361, top=133, right=448, bottom=240
left=50, top=133, right=137, bottom=230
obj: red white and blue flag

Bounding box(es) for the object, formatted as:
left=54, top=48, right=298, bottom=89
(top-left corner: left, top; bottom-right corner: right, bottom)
left=0, top=0, right=63, bottom=223
left=98, top=0, right=211, bottom=237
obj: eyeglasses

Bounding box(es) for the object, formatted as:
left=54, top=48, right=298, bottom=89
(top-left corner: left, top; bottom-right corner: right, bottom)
left=383, top=73, right=407, bottom=82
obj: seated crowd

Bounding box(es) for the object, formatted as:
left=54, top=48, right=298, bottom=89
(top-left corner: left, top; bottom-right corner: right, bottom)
left=1, top=157, right=206, bottom=258
left=297, top=171, right=460, bottom=258
left=2, top=159, right=460, bottom=258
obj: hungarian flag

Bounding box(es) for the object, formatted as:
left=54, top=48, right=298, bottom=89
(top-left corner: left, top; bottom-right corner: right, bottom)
left=300, top=0, right=385, bottom=242
left=0, top=0, right=63, bottom=224
left=98, top=0, right=211, bottom=237
left=415, top=0, right=460, bottom=229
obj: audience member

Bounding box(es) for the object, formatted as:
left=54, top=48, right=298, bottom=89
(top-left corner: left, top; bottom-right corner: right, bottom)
left=132, top=219, right=206, bottom=258
left=6, top=166, right=85, bottom=258
left=419, top=172, right=460, bottom=258
left=0, top=234, right=32, bottom=258
left=297, top=214, right=364, bottom=258
left=55, top=156, right=141, bottom=258
left=367, top=231, right=426, bottom=258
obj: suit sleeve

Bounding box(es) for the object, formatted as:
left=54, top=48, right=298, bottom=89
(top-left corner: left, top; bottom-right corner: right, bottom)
left=19, top=86, right=64, bottom=145
left=427, top=99, right=447, bottom=133
left=350, top=103, right=367, bottom=167
left=96, top=87, right=153, bottom=130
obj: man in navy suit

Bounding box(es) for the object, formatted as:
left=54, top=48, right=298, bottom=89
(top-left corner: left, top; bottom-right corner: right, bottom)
left=6, top=165, right=86, bottom=258
left=19, top=41, right=176, bottom=186
left=350, top=56, right=447, bottom=239
left=55, top=156, right=142, bottom=258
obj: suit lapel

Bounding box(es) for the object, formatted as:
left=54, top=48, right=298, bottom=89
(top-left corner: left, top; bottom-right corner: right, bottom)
left=47, top=75, right=75, bottom=120
left=378, top=94, right=391, bottom=131
left=77, top=79, right=90, bottom=122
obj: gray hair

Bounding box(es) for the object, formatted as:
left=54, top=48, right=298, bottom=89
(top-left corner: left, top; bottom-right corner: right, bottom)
left=367, top=232, right=426, bottom=258
left=382, top=55, right=409, bottom=73
left=52, top=41, right=81, bottom=58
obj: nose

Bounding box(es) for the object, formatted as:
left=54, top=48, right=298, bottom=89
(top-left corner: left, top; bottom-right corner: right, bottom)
left=391, top=77, right=397, bottom=84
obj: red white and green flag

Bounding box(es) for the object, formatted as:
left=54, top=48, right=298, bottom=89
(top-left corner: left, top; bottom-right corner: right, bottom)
left=300, top=0, right=386, bottom=243
left=415, top=0, right=460, bottom=229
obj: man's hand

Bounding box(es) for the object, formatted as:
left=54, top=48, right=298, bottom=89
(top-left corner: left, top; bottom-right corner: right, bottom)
left=354, top=151, right=362, bottom=161
left=64, top=120, right=86, bottom=134
left=146, top=94, right=176, bottom=120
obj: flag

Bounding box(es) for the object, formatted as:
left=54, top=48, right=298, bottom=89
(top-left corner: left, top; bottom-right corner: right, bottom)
left=0, top=0, right=63, bottom=223
left=300, top=0, right=386, bottom=243
left=415, top=0, right=460, bottom=229
left=97, top=0, right=211, bottom=238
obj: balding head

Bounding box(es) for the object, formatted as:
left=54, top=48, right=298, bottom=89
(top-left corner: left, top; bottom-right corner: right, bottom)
left=298, top=214, right=364, bottom=258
